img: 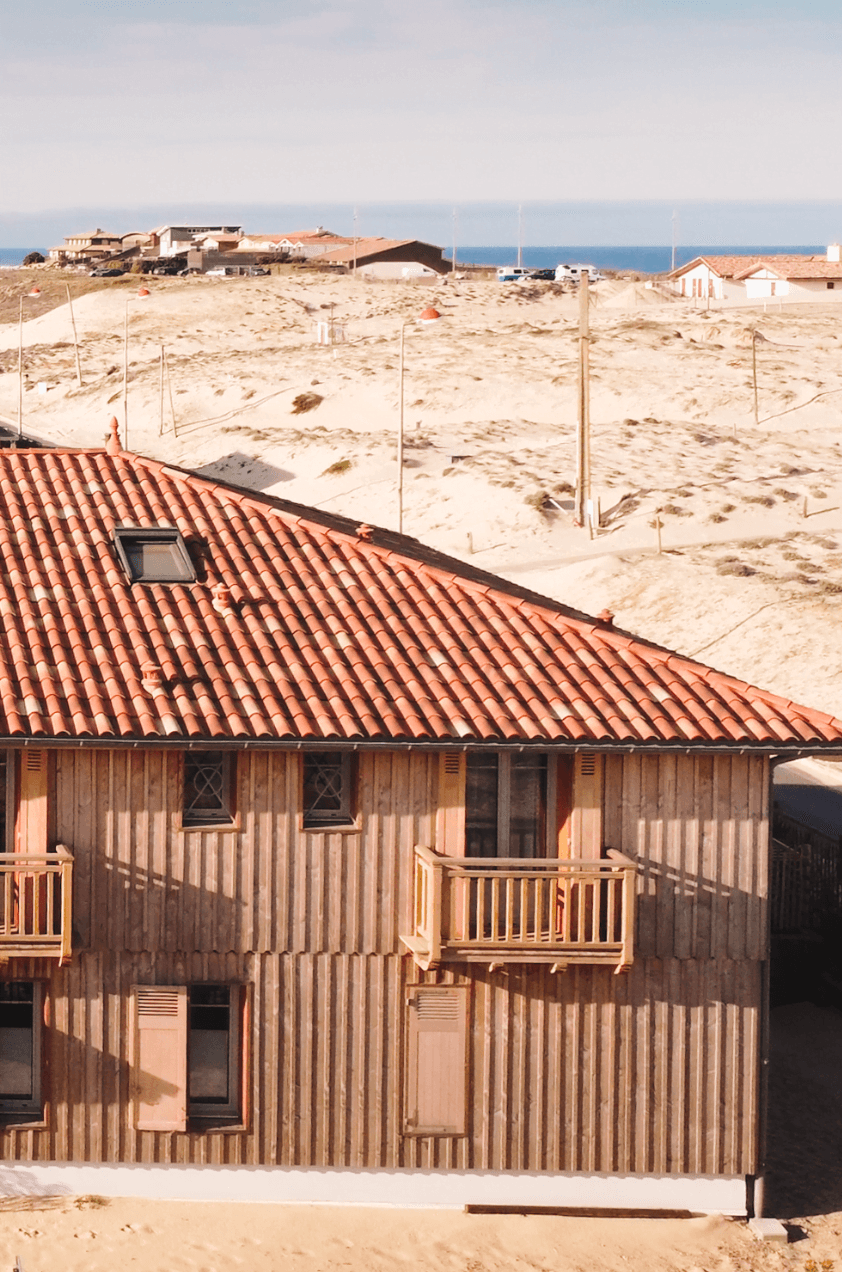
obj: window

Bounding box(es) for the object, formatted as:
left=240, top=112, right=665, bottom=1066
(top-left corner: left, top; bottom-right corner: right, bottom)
left=302, top=751, right=355, bottom=828
left=828, top=281, right=836, bottom=290
left=113, top=527, right=195, bottom=584
left=465, top=752, right=547, bottom=857
left=0, top=982, right=41, bottom=1117
left=131, top=984, right=246, bottom=1130
left=189, top=985, right=240, bottom=1120
left=182, top=751, right=235, bottom=827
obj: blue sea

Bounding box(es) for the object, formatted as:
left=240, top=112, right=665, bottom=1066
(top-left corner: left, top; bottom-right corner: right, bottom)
left=458, top=245, right=825, bottom=273
left=0, top=248, right=48, bottom=266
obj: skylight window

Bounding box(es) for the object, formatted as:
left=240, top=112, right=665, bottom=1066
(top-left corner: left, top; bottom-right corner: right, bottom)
left=113, top=527, right=195, bottom=584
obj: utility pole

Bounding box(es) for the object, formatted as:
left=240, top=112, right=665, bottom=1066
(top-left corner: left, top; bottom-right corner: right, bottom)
left=752, top=329, right=759, bottom=426
left=517, top=203, right=524, bottom=269
left=65, top=285, right=83, bottom=387
left=671, top=209, right=679, bottom=272
left=452, top=206, right=457, bottom=274
left=575, top=271, right=591, bottom=530
left=397, top=323, right=406, bottom=534
left=17, top=297, right=23, bottom=439
left=352, top=206, right=358, bottom=277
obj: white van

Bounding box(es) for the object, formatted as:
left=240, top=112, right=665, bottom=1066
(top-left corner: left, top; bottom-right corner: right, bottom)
left=555, top=263, right=605, bottom=283
left=497, top=266, right=533, bottom=282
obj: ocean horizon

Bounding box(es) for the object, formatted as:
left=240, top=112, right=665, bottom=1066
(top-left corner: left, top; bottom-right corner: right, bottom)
left=0, top=243, right=828, bottom=273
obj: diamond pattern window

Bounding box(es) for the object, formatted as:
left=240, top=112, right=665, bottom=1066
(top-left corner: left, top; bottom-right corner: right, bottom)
left=302, top=752, right=354, bottom=828
left=113, top=527, right=195, bottom=584
left=183, top=752, right=235, bottom=827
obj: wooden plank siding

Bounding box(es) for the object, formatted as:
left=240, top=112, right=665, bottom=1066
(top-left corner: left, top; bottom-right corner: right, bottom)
left=0, top=747, right=769, bottom=1177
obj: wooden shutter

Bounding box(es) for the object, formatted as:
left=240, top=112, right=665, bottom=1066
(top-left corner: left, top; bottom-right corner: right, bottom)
left=555, top=755, right=574, bottom=858
left=436, top=753, right=466, bottom=857
left=130, top=986, right=188, bottom=1132
left=404, top=986, right=468, bottom=1135
left=17, top=750, right=48, bottom=855
left=570, top=752, right=603, bottom=857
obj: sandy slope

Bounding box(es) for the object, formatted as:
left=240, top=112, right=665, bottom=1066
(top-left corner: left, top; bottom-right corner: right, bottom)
left=2, top=269, right=842, bottom=718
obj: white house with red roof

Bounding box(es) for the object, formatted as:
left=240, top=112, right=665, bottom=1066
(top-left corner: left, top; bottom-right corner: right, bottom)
left=735, top=245, right=842, bottom=300
left=0, top=420, right=837, bottom=1213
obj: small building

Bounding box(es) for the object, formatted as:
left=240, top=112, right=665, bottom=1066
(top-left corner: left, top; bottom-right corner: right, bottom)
left=666, top=254, right=763, bottom=301
left=239, top=229, right=353, bottom=259
left=311, top=236, right=448, bottom=277
left=0, top=425, right=840, bottom=1213
left=735, top=246, right=842, bottom=300
left=47, top=229, right=123, bottom=263
left=157, top=225, right=244, bottom=257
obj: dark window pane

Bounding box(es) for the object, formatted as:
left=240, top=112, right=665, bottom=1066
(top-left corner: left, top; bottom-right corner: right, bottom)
left=509, top=754, right=547, bottom=858
left=114, top=529, right=195, bottom=583
left=183, top=753, right=233, bottom=825
left=0, top=982, right=34, bottom=1102
left=189, top=986, right=230, bottom=1105
left=466, top=754, right=498, bottom=857
left=303, top=753, right=352, bottom=826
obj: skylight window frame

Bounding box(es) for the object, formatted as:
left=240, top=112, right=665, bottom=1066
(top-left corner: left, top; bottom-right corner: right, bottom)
left=113, top=526, right=196, bottom=585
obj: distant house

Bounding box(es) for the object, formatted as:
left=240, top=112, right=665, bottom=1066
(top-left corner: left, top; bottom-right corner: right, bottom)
left=47, top=229, right=123, bottom=264
left=735, top=246, right=842, bottom=300
left=157, top=225, right=243, bottom=257
left=310, top=237, right=448, bottom=278
left=666, top=255, right=763, bottom=301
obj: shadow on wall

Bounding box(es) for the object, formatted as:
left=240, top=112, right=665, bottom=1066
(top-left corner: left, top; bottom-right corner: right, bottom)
left=193, top=453, right=294, bottom=490
left=0, top=1165, right=73, bottom=1202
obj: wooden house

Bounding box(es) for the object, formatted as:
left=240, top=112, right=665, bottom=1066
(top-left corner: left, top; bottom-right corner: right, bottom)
left=0, top=421, right=840, bottom=1212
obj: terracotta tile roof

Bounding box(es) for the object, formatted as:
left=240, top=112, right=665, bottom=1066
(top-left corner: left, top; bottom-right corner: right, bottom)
left=733, top=256, right=842, bottom=280
left=311, top=238, right=418, bottom=264
left=667, top=255, right=767, bottom=280
left=0, top=443, right=839, bottom=749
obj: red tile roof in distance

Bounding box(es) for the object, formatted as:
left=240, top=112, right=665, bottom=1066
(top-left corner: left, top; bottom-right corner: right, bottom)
left=0, top=444, right=840, bottom=749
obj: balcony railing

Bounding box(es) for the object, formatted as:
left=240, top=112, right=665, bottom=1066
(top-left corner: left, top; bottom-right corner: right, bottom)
left=0, top=846, right=74, bottom=964
left=401, top=845, right=637, bottom=972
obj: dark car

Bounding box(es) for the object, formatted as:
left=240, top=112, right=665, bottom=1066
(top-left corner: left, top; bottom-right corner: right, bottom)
left=89, top=267, right=125, bottom=277
left=248, top=266, right=270, bottom=276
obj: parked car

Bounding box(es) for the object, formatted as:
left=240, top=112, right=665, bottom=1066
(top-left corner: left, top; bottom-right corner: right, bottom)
left=555, top=264, right=606, bottom=283
left=497, top=267, right=534, bottom=282
left=89, top=267, right=125, bottom=277
left=248, top=267, right=270, bottom=276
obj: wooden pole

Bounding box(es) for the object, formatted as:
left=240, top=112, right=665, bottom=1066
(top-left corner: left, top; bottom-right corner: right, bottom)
left=122, top=299, right=129, bottom=450
left=398, top=323, right=405, bottom=534
left=517, top=203, right=523, bottom=269
left=452, top=207, right=457, bottom=274
left=65, top=284, right=83, bottom=387
left=575, top=271, right=590, bottom=527
left=752, top=329, right=759, bottom=426
left=17, top=297, right=23, bottom=439
left=158, top=345, right=165, bottom=435
left=165, top=348, right=177, bottom=436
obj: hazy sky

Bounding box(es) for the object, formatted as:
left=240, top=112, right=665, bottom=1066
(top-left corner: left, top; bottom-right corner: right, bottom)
left=3, top=0, right=842, bottom=225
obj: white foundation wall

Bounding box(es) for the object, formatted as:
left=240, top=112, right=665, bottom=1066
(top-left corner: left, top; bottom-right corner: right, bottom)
left=0, top=1162, right=748, bottom=1215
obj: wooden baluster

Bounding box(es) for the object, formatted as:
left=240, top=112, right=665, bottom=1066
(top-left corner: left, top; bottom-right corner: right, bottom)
left=505, top=875, right=514, bottom=942
left=487, top=874, right=496, bottom=944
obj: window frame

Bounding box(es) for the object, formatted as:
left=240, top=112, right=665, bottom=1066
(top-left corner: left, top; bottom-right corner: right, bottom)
left=188, top=983, right=241, bottom=1123
left=113, top=526, right=196, bottom=585
left=180, top=751, right=238, bottom=831
left=301, top=751, right=358, bottom=831
left=464, top=750, right=550, bottom=858
left=0, top=980, right=43, bottom=1120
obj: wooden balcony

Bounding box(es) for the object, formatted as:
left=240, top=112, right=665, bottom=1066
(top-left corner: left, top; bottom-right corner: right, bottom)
left=0, top=846, right=74, bottom=964
left=401, top=845, right=637, bottom=972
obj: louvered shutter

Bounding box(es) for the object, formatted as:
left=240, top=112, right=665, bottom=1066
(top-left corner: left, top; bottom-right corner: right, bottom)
left=17, top=750, right=48, bottom=855
left=404, top=987, right=468, bottom=1135
left=571, top=752, right=603, bottom=857
left=131, top=986, right=188, bottom=1131
left=436, top=753, right=466, bottom=857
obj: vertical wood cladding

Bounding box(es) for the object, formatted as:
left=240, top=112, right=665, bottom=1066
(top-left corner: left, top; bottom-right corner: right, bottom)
left=0, top=952, right=760, bottom=1175
left=4, top=747, right=768, bottom=1175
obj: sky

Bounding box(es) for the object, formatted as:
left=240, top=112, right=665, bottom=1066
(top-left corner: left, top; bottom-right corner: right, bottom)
left=2, top=0, right=842, bottom=243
